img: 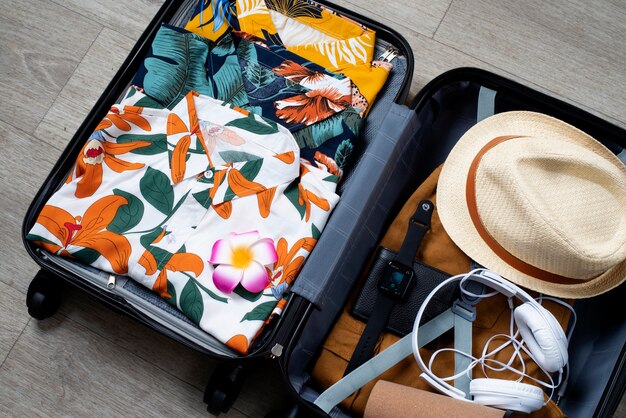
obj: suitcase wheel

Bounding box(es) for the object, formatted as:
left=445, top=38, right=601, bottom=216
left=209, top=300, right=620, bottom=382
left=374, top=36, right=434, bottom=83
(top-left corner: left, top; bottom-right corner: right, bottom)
left=204, top=363, right=246, bottom=416
left=26, top=270, right=63, bottom=320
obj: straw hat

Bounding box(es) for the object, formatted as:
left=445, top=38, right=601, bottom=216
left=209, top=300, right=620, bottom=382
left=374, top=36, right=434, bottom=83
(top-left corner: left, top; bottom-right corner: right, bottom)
left=437, top=111, right=626, bottom=298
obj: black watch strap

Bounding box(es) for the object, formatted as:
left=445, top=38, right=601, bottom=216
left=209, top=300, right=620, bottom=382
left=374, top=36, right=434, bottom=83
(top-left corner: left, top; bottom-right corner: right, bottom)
left=396, top=200, right=434, bottom=265
left=344, top=200, right=434, bottom=375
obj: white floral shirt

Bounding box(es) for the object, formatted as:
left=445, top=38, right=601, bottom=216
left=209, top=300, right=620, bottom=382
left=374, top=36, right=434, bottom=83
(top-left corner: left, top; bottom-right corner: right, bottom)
left=27, top=87, right=339, bottom=353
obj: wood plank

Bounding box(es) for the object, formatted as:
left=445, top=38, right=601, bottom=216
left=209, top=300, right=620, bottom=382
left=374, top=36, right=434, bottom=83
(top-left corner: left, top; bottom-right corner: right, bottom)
left=434, top=0, right=626, bottom=128
left=35, top=27, right=136, bottom=149
left=400, top=30, right=498, bottom=95
left=397, top=31, right=626, bottom=130
left=0, top=0, right=102, bottom=134
left=3, top=0, right=626, bottom=416
left=0, top=121, right=63, bottom=294
left=617, top=399, right=626, bottom=418
left=326, top=0, right=452, bottom=38
left=58, top=285, right=290, bottom=417
left=50, top=0, right=165, bottom=41
left=0, top=282, right=31, bottom=366
left=0, top=314, right=249, bottom=417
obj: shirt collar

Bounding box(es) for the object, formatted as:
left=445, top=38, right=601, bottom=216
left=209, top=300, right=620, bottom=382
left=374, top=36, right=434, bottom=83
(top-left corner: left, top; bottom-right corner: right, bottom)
left=169, top=91, right=300, bottom=205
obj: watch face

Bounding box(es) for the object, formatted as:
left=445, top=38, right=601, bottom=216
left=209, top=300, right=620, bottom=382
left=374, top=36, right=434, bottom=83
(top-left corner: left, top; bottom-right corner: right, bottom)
left=378, top=261, right=414, bottom=299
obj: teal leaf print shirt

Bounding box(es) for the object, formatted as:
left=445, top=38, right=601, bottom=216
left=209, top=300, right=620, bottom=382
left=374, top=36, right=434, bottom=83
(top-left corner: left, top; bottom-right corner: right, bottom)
left=132, top=24, right=365, bottom=178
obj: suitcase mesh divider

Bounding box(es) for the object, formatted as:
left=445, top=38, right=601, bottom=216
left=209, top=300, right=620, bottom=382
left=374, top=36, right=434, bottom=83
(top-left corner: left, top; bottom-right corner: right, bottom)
left=290, top=102, right=421, bottom=304
left=121, top=280, right=196, bottom=325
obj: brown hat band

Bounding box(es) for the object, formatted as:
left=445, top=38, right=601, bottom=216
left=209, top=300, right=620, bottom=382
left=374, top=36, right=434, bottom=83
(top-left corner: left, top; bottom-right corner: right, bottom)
left=465, top=135, right=582, bottom=285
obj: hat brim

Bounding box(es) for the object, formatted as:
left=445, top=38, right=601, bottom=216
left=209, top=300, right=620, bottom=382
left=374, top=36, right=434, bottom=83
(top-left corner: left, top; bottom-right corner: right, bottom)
left=437, top=111, right=626, bottom=299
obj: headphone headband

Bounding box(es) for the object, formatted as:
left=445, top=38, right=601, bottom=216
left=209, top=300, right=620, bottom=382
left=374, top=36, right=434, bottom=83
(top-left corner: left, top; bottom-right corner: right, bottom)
left=463, top=269, right=535, bottom=302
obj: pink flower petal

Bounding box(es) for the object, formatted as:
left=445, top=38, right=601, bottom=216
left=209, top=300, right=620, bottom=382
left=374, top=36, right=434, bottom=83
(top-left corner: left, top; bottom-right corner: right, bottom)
left=212, top=265, right=244, bottom=294
left=209, top=238, right=232, bottom=264
left=250, top=238, right=278, bottom=265
left=229, top=231, right=260, bottom=249
left=240, top=261, right=270, bottom=293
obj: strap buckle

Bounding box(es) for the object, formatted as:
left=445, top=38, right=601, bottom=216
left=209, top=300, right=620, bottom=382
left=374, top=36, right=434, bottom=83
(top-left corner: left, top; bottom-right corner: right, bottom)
left=451, top=280, right=484, bottom=322
left=412, top=200, right=434, bottom=229
left=452, top=300, right=477, bottom=322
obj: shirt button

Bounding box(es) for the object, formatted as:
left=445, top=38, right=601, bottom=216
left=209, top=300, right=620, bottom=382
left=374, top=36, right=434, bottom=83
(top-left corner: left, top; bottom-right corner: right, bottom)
left=204, top=170, right=214, bottom=179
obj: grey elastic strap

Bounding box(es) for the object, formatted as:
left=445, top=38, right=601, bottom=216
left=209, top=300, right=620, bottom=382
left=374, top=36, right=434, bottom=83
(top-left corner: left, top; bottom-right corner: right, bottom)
left=314, top=308, right=455, bottom=413
left=477, top=86, right=497, bottom=122
left=617, top=148, right=626, bottom=166
left=454, top=312, right=473, bottom=396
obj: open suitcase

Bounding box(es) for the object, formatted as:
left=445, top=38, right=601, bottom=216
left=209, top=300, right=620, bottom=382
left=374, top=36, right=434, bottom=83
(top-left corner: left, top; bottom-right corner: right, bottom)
left=21, top=0, right=626, bottom=417
left=278, top=68, right=626, bottom=418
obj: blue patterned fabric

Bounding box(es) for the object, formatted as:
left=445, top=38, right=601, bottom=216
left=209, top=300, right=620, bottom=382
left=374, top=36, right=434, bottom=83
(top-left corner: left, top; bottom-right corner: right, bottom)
left=132, top=24, right=363, bottom=175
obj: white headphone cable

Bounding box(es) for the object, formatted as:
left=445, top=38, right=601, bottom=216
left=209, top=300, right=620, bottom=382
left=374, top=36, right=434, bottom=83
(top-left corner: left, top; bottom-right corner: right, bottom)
left=426, top=336, right=559, bottom=405
left=414, top=269, right=571, bottom=406
left=536, top=295, right=577, bottom=342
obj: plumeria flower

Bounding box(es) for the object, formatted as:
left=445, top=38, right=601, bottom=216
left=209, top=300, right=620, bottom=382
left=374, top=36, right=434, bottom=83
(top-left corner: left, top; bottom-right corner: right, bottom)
left=209, top=231, right=278, bottom=294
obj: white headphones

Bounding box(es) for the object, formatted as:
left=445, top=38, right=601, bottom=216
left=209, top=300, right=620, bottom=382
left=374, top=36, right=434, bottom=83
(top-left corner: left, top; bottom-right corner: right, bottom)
left=411, top=269, right=573, bottom=414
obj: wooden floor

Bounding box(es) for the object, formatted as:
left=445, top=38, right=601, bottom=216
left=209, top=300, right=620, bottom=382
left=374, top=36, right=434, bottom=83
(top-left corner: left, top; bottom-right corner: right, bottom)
left=1, top=0, right=625, bottom=416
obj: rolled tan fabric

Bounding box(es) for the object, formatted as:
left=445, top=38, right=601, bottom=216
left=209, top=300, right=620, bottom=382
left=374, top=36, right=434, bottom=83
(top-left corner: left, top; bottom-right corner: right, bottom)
left=364, top=381, right=505, bottom=418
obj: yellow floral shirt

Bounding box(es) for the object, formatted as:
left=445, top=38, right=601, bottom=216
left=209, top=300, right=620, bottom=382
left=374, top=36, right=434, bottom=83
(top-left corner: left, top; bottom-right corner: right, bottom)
left=185, top=0, right=391, bottom=112
left=27, top=87, right=339, bottom=354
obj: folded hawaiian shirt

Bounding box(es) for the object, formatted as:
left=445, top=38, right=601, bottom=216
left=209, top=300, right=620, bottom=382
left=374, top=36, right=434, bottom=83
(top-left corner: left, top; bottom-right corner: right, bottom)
left=27, top=88, right=339, bottom=354
left=133, top=24, right=361, bottom=177
left=185, top=0, right=392, bottom=111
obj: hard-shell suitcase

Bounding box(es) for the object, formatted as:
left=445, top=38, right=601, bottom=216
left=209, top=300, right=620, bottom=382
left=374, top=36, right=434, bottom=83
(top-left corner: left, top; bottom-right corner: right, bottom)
left=276, top=68, right=626, bottom=418
left=21, top=0, right=415, bottom=415
left=20, top=1, right=626, bottom=417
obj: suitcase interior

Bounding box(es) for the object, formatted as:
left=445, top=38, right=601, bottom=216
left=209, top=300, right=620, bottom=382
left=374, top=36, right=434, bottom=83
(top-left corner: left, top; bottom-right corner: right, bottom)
left=21, top=0, right=414, bottom=359
left=282, top=68, right=626, bottom=418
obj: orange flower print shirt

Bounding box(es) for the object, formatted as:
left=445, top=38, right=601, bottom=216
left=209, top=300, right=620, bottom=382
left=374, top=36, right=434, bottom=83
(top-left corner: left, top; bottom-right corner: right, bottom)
left=27, top=87, right=339, bottom=354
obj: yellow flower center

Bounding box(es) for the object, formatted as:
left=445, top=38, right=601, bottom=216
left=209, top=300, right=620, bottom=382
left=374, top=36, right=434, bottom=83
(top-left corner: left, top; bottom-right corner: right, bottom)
left=231, top=246, right=253, bottom=269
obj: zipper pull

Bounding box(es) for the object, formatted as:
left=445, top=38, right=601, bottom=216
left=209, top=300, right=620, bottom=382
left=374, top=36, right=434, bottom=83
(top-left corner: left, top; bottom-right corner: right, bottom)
left=107, top=274, right=116, bottom=290
left=377, top=47, right=400, bottom=63
left=270, top=343, right=283, bottom=359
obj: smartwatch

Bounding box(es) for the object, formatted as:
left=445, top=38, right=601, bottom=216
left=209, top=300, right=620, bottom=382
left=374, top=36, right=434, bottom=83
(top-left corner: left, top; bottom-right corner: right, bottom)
left=344, top=200, right=434, bottom=375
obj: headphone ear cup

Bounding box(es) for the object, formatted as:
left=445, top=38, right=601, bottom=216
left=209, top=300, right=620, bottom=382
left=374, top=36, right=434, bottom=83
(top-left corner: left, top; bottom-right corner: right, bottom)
left=470, top=378, right=544, bottom=414
left=514, top=303, right=568, bottom=373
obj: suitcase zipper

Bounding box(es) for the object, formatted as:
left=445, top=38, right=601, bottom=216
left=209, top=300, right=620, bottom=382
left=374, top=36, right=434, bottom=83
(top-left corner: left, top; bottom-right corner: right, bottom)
left=40, top=250, right=237, bottom=357
left=378, top=47, right=400, bottom=62
left=107, top=274, right=116, bottom=289
left=265, top=296, right=312, bottom=359
left=270, top=343, right=283, bottom=359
